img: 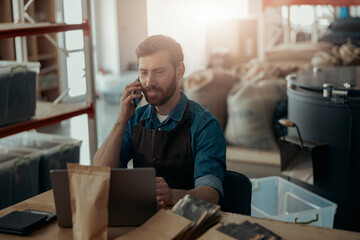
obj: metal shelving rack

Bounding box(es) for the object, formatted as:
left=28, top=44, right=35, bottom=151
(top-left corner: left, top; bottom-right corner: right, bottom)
left=258, top=0, right=360, bottom=59
left=0, top=0, right=98, bottom=162
left=262, top=0, right=360, bottom=8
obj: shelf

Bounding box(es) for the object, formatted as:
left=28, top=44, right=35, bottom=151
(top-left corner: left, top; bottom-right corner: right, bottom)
left=40, top=86, right=59, bottom=91
left=0, top=101, right=94, bottom=138
left=263, top=0, right=360, bottom=8
left=29, top=53, right=57, bottom=61
left=0, top=0, right=98, bottom=160
left=0, top=21, right=89, bottom=39
left=37, top=53, right=57, bottom=61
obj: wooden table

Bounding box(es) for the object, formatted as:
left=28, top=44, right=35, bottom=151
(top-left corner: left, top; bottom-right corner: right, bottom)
left=0, top=191, right=359, bottom=240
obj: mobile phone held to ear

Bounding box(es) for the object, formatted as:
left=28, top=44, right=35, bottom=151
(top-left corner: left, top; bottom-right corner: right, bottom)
left=131, top=77, right=142, bottom=108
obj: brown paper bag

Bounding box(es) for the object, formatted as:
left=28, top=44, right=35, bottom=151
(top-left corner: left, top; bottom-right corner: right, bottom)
left=67, top=163, right=110, bottom=240
left=114, top=209, right=192, bottom=240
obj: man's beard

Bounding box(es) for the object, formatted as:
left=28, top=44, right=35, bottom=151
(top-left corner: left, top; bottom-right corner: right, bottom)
left=142, top=73, right=177, bottom=106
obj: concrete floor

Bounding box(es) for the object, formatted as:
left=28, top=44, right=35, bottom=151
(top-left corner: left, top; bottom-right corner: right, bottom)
left=37, top=98, right=281, bottom=179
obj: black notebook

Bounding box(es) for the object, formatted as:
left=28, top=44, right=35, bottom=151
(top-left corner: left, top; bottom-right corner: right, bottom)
left=0, top=211, right=47, bottom=236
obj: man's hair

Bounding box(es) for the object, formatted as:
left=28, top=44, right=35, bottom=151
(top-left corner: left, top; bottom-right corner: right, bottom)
left=135, top=35, right=184, bottom=70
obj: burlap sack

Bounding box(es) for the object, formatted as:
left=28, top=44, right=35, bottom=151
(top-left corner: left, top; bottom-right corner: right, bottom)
left=183, top=69, right=237, bottom=130
left=266, top=42, right=333, bottom=63
left=67, top=163, right=110, bottom=240
left=311, top=50, right=341, bottom=67
left=232, top=58, right=304, bottom=85
left=311, top=42, right=360, bottom=67
left=339, top=42, right=360, bottom=65
left=225, top=79, right=286, bottom=150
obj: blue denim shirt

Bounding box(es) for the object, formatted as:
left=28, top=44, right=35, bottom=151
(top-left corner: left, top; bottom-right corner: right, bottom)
left=120, top=92, right=226, bottom=198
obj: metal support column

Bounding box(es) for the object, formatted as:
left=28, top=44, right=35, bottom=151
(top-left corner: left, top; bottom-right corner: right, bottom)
left=82, top=0, right=98, bottom=163
left=12, top=0, right=28, bottom=62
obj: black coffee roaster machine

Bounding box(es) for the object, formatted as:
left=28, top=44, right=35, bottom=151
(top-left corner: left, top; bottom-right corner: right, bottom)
left=278, top=66, right=360, bottom=232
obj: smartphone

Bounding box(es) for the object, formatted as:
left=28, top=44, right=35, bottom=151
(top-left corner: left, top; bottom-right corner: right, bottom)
left=131, top=76, right=142, bottom=108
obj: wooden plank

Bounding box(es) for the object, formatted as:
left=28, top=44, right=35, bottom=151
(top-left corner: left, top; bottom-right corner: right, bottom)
left=0, top=22, right=88, bottom=39
left=0, top=102, right=94, bottom=138
left=0, top=39, right=15, bottom=60
left=0, top=191, right=134, bottom=240
left=222, top=213, right=360, bottom=240
left=0, top=0, right=12, bottom=23
left=227, top=145, right=281, bottom=166
left=0, top=0, right=15, bottom=60
left=33, top=102, right=87, bottom=120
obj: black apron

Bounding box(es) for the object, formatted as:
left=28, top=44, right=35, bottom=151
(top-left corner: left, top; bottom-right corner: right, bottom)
left=131, top=102, right=194, bottom=189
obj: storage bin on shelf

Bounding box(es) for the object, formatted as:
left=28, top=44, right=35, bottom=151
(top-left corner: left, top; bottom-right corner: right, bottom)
left=0, top=131, right=82, bottom=193
left=0, top=61, right=40, bottom=126
left=0, top=146, right=41, bottom=209
left=250, top=176, right=337, bottom=228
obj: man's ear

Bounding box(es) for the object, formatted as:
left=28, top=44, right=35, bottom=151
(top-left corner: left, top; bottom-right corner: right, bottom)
left=176, top=62, right=185, bottom=79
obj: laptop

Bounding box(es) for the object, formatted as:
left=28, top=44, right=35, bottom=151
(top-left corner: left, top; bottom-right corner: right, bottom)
left=50, top=168, right=158, bottom=228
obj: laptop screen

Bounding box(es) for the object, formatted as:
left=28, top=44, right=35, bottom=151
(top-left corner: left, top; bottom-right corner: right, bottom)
left=51, top=168, right=158, bottom=227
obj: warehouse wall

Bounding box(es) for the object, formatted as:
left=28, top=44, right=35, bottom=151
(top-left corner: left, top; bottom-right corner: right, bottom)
left=93, top=0, right=148, bottom=74
left=93, top=0, right=120, bottom=75
left=117, top=0, right=148, bottom=72
left=147, top=0, right=249, bottom=77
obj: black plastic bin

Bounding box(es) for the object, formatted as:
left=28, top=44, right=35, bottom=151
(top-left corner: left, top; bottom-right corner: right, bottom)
left=0, top=146, right=41, bottom=209
left=0, top=132, right=82, bottom=193
left=0, top=61, right=40, bottom=126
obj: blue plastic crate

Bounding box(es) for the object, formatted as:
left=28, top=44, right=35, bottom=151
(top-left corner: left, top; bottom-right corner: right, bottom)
left=251, top=176, right=337, bottom=228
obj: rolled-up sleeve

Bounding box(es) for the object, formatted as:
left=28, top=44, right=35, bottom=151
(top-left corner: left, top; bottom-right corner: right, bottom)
left=192, top=112, right=226, bottom=199
left=195, top=175, right=224, bottom=199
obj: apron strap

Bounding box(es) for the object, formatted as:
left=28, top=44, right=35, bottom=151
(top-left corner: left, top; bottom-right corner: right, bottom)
left=174, top=101, right=191, bottom=129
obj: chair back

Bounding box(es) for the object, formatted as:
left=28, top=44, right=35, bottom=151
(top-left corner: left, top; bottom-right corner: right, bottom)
left=219, top=170, right=252, bottom=215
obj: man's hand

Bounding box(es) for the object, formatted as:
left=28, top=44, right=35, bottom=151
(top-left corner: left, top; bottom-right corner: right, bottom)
left=156, top=177, right=173, bottom=205
left=117, top=80, right=142, bottom=124
left=156, top=177, right=220, bottom=206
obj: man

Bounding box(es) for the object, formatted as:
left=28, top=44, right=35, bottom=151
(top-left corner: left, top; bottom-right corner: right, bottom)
left=94, top=35, right=226, bottom=205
